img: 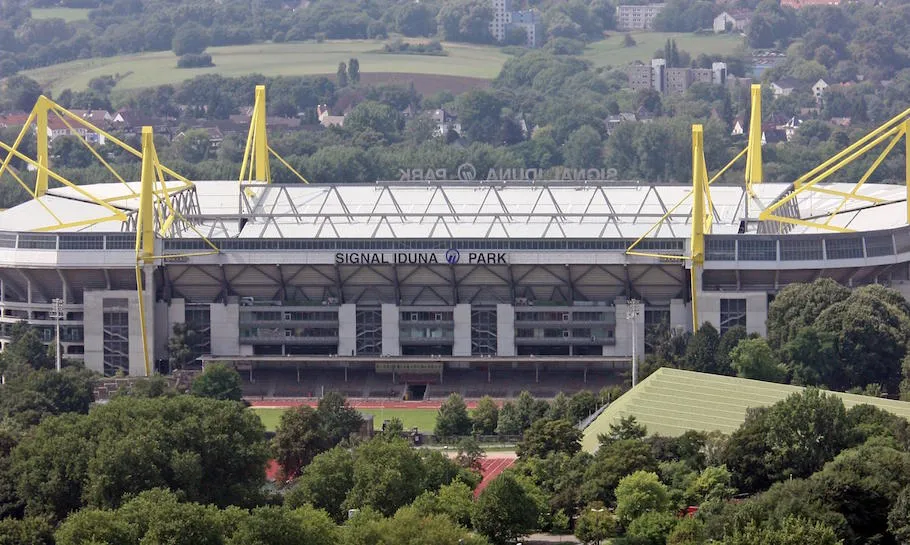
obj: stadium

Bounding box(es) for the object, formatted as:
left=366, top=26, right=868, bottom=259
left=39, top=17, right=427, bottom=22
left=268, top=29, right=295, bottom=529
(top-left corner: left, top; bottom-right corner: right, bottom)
left=1, top=86, right=910, bottom=400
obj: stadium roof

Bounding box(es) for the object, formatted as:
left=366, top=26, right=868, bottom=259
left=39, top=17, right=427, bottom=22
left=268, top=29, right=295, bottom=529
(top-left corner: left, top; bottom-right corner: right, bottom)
left=580, top=367, right=910, bottom=453
left=0, top=180, right=905, bottom=237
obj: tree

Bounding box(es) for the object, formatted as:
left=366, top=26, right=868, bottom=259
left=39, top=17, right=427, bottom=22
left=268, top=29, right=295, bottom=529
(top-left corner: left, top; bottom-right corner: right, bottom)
left=171, top=22, right=209, bottom=56
left=730, top=338, right=788, bottom=383
left=889, top=486, right=910, bottom=545
left=516, top=390, right=549, bottom=430
left=344, top=101, right=402, bottom=138
left=272, top=405, right=329, bottom=478
left=615, top=471, right=671, bottom=523
left=168, top=322, right=198, bottom=370
left=348, top=506, right=488, bottom=545
left=93, top=488, right=224, bottom=545
left=715, top=325, right=748, bottom=376
left=12, top=396, right=267, bottom=520
left=316, top=391, right=363, bottom=445
left=623, top=33, right=636, bottom=47
left=684, top=323, right=720, bottom=373
left=1, top=323, right=52, bottom=372
left=344, top=438, right=425, bottom=516
left=583, top=439, right=657, bottom=505
left=575, top=504, right=616, bottom=545
left=286, top=446, right=354, bottom=523
left=496, top=401, right=522, bottom=435
left=0, top=517, right=54, bottom=545
left=435, top=393, right=472, bottom=437
left=336, top=62, right=348, bottom=87
left=0, top=367, right=95, bottom=427
left=348, top=58, right=360, bottom=84
left=412, top=481, right=475, bottom=527
left=782, top=327, right=839, bottom=387
left=563, top=125, right=603, bottom=169
left=225, top=505, right=339, bottom=545
left=687, top=466, right=735, bottom=504
left=766, top=278, right=850, bottom=349
left=2, top=76, right=43, bottom=113
left=190, top=363, right=243, bottom=401
left=455, top=89, right=503, bottom=144
left=721, top=515, right=842, bottom=545
left=455, top=437, right=485, bottom=471
left=472, top=473, right=539, bottom=545
left=516, top=418, right=581, bottom=459
left=568, top=390, right=598, bottom=423
left=472, top=396, right=499, bottom=435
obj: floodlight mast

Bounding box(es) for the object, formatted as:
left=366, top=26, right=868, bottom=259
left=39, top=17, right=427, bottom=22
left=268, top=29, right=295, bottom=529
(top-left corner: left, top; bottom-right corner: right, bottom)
left=626, top=298, right=641, bottom=387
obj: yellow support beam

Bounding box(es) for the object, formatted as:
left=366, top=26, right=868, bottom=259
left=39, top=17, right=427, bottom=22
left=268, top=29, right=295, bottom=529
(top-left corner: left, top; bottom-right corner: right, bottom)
left=36, top=100, right=49, bottom=197
left=139, top=127, right=156, bottom=263
left=691, top=125, right=707, bottom=332
left=745, top=84, right=762, bottom=195
left=254, top=85, right=270, bottom=183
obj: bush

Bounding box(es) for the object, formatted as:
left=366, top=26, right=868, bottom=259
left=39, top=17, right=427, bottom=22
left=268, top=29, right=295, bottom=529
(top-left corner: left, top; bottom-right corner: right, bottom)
left=177, top=53, right=214, bottom=68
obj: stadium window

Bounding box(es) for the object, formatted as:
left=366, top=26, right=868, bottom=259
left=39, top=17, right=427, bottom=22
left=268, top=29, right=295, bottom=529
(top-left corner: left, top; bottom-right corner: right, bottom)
left=719, top=298, right=746, bottom=334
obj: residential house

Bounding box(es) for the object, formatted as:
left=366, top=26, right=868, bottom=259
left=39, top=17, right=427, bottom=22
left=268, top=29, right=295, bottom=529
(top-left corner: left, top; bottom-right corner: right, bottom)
left=770, top=78, right=799, bottom=97
left=761, top=123, right=787, bottom=145
left=830, top=117, right=852, bottom=127
left=616, top=3, right=666, bottom=31
left=431, top=109, right=461, bottom=137
left=812, top=79, right=828, bottom=104
left=781, top=116, right=802, bottom=142
left=713, top=10, right=751, bottom=33
left=781, top=0, right=839, bottom=7
left=604, top=112, right=638, bottom=135
left=731, top=115, right=745, bottom=136
left=630, top=61, right=727, bottom=94
left=317, top=105, right=345, bottom=128
left=111, top=109, right=175, bottom=138
left=0, top=113, right=31, bottom=129
left=627, top=62, right=653, bottom=91
left=69, top=109, right=113, bottom=127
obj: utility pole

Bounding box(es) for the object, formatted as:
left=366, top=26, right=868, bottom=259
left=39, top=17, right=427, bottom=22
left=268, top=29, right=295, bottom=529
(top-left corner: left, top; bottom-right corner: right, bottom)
left=50, top=298, right=64, bottom=372
left=626, top=298, right=641, bottom=387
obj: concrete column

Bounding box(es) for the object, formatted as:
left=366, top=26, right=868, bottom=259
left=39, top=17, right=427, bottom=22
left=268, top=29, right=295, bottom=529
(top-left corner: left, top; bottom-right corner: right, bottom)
left=496, top=303, right=515, bottom=356
left=453, top=303, right=471, bottom=356
left=210, top=303, right=240, bottom=356
left=141, top=267, right=156, bottom=372
left=381, top=303, right=400, bottom=356
left=745, top=292, right=768, bottom=336
left=670, top=298, right=692, bottom=333
left=156, top=298, right=185, bottom=360
left=338, top=303, right=356, bottom=356
left=82, top=291, right=103, bottom=374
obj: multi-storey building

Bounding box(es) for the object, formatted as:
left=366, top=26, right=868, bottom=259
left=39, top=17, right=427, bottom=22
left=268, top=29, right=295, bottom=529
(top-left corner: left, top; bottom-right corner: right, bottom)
left=616, top=3, right=666, bottom=30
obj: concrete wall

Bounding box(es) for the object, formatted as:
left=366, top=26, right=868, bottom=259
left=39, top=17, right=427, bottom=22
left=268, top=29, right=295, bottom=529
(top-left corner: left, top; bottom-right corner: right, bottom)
left=381, top=304, right=400, bottom=356
left=606, top=298, right=644, bottom=358
left=210, top=303, right=240, bottom=356
left=453, top=303, right=471, bottom=356
left=697, top=291, right=768, bottom=336
left=83, top=291, right=103, bottom=374
left=83, top=288, right=154, bottom=376
left=337, top=303, right=356, bottom=356
left=670, top=298, right=692, bottom=332
left=496, top=303, right=515, bottom=356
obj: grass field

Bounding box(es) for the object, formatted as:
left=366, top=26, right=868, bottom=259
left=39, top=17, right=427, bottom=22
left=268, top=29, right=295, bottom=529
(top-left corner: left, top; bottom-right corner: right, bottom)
left=23, top=32, right=742, bottom=95
left=30, top=7, right=91, bottom=22
left=23, top=41, right=509, bottom=96
left=253, top=407, right=438, bottom=433
left=582, top=31, right=744, bottom=69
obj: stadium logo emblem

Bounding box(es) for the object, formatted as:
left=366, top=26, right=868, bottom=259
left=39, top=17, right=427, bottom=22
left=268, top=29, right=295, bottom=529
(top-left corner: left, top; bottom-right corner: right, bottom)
left=445, top=248, right=460, bottom=264
left=457, top=163, right=476, bottom=181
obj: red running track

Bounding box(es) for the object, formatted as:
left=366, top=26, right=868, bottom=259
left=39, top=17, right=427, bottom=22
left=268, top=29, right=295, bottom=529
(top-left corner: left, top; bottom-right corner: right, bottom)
left=249, top=399, right=480, bottom=409
left=475, top=457, right=516, bottom=496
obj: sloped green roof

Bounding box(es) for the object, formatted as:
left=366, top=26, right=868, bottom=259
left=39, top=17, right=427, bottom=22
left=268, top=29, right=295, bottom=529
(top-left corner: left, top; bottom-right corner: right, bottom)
left=581, top=367, right=910, bottom=452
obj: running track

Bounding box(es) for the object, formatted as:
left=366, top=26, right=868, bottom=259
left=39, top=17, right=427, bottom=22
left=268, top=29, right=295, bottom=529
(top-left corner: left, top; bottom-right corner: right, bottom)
left=248, top=399, right=481, bottom=409
left=475, top=457, right=516, bottom=496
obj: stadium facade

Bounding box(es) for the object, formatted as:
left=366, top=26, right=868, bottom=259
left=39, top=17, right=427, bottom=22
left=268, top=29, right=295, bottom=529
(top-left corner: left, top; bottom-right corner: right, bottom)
left=2, top=86, right=910, bottom=385
left=0, top=179, right=908, bottom=378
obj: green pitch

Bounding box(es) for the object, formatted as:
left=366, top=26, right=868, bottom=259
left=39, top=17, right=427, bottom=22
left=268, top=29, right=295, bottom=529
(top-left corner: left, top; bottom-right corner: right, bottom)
left=253, top=406, right=439, bottom=433
left=23, top=40, right=509, bottom=96
left=583, top=31, right=745, bottom=69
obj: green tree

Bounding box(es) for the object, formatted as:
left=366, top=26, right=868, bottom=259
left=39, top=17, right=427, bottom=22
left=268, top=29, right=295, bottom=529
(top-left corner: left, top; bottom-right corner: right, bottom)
left=889, top=486, right=910, bottom=545
left=55, top=508, right=136, bottom=545
left=412, top=480, right=475, bottom=527
left=684, top=323, right=720, bottom=373
left=730, top=338, right=788, bottom=383
left=348, top=57, right=360, bottom=84
left=472, top=396, right=499, bottom=435
left=563, top=125, right=603, bottom=168
left=766, top=278, right=850, bottom=349
left=455, top=89, right=503, bottom=144
left=0, top=517, right=54, bottom=545
left=516, top=390, right=549, bottom=430
left=583, top=439, right=657, bottom=505
left=286, top=446, right=354, bottom=523
left=516, top=418, right=581, bottom=459
left=615, top=471, right=671, bottom=523
left=574, top=504, right=616, bottom=545
left=0, top=367, right=95, bottom=427
left=336, top=62, right=348, bottom=87
left=171, top=22, right=209, bottom=56
left=344, top=101, right=402, bottom=138
left=2, top=76, right=43, bottom=113
left=715, top=325, right=748, bottom=376
left=347, top=506, right=488, bottom=545
left=472, top=473, right=539, bottom=545
left=455, top=437, right=485, bottom=471
left=168, top=322, right=198, bottom=370
left=496, top=401, right=522, bottom=435
left=721, top=515, right=841, bottom=545
left=190, top=363, right=243, bottom=401
left=316, top=391, right=363, bottom=445
left=344, top=438, right=425, bottom=516
left=435, top=393, right=472, bottom=437
left=568, top=390, right=598, bottom=423
left=225, top=505, right=339, bottom=545
left=272, top=405, right=329, bottom=477
left=686, top=465, right=735, bottom=504
left=782, top=327, right=839, bottom=387
left=1, top=323, right=52, bottom=372
left=627, top=510, right=678, bottom=545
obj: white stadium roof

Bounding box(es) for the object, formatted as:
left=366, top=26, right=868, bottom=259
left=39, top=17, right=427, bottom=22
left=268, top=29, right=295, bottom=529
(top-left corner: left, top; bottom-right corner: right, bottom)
left=0, top=180, right=905, bottom=238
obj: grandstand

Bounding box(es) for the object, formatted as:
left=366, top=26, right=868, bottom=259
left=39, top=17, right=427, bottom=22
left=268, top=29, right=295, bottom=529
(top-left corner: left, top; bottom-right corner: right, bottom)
left=1, top=85, right=910, bottom=400
left=580, top=368, right=910, bottom=452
